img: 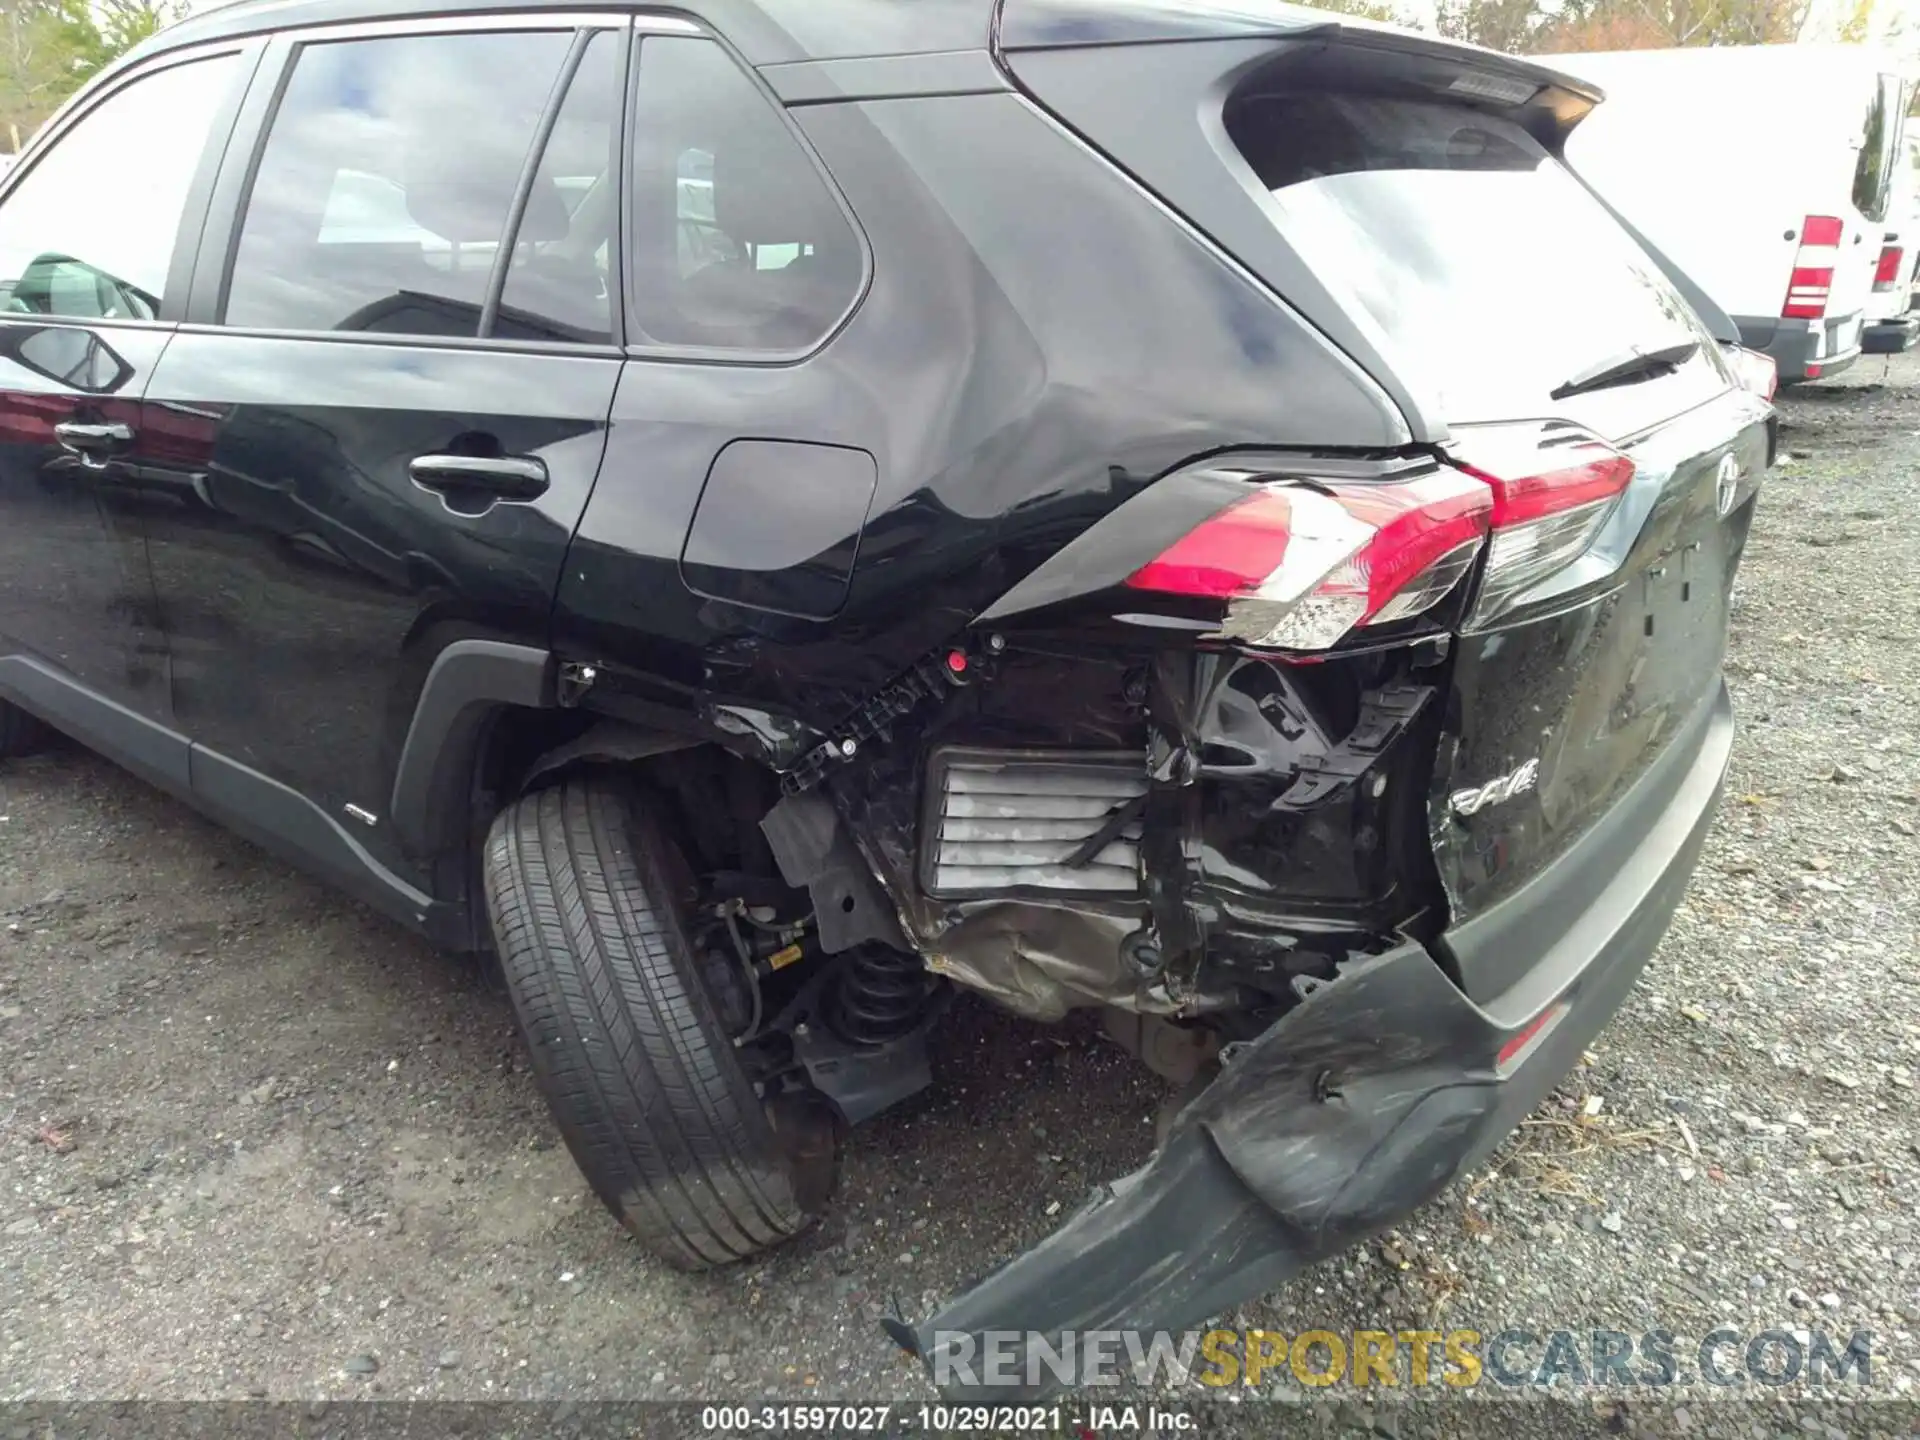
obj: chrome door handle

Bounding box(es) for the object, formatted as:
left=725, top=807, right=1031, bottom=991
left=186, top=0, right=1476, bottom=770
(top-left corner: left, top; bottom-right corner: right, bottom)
left=53, top=420, right=134, bottom=469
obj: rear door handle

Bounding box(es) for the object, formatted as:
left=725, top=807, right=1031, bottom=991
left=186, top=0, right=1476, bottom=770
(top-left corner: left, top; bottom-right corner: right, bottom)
left=408, top=453, right=550, bottom=506
left=54, top=420, right=134, bottom=469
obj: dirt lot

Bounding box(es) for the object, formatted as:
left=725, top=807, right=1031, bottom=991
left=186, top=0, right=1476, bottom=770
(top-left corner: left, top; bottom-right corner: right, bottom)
left=2, top=353, right=1918, bottom=1425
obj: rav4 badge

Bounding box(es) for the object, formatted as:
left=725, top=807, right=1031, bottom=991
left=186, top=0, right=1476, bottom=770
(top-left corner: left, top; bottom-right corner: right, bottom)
left=1451, top=757, right=1541, bottom=818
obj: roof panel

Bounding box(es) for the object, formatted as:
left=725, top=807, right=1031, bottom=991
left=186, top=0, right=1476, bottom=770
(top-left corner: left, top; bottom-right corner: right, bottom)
left=1000, top=0, right=1332, bottom=49
left=141, top=0, right=994, bottom=65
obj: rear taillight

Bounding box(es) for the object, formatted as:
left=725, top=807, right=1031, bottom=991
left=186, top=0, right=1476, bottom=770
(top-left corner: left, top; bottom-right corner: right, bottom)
left=1801, top=215, right=1844, bottom=245
left=1874, top=243, right=1905, bottom=292
left=1784, top=268, right=1833, bottom=319
left=1122, top=428, right=1636, bottom=649
left=1125, top=467, right=1492, bottom=651
left=1495, top=1001, right=1569, bottom=1074
left=1449, top=422, right=1635, bottom=627
left=1723, top=345, right=1778, bottom=402
left=1783, top=215, right=1843, bottom=319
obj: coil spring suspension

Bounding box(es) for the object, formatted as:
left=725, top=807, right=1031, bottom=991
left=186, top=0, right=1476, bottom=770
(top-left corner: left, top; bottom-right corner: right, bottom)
left=825, top=946, right=934, bottom=1047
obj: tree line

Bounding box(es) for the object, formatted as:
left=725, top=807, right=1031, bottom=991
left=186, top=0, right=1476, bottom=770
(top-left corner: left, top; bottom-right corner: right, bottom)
left=1436, top=0, right=1816, bottom=52
left=1310, top=0, right=1912, bottom=78
left=2, top=0, right=180, bottom=152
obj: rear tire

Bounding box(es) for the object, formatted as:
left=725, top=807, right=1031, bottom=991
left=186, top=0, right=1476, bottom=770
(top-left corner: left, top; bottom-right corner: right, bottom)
left=483, top=774, right=827, bottom=1269
left=0, top=701, right=42, bottom=759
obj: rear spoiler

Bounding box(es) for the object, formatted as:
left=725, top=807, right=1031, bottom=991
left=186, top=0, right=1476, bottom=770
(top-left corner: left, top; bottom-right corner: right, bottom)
left=999, top=0, right=1604, bottom=146
left=996, top=3, right=1661, bottom=441
left=997, top=0, right=1742, bottom=425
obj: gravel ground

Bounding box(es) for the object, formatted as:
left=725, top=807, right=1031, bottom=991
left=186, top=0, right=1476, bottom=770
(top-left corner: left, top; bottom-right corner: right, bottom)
left=2, top=354, right=1918, bottom=1433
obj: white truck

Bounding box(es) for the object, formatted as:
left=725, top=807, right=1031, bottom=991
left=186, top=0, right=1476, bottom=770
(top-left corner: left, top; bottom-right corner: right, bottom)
left=1545, top=44, right=1913, bottom=381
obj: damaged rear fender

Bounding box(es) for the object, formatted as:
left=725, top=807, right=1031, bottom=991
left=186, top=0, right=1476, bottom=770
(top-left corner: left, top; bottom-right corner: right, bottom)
left=892, top=685, right=1732, bottom=1398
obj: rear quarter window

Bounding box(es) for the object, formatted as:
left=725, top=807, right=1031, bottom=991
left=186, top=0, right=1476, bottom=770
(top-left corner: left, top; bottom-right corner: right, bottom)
left=627, top=36, right=864, bottom=354
left=1225, top=92, right=1728, bottom=436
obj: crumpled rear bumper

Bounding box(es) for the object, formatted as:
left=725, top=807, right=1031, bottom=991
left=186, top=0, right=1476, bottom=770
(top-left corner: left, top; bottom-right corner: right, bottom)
left=887, top=685, right=1734, bottom=1399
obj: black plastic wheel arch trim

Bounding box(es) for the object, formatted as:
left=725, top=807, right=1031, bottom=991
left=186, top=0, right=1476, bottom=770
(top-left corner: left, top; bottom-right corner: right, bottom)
left=388, top=639, right=555, bottom=861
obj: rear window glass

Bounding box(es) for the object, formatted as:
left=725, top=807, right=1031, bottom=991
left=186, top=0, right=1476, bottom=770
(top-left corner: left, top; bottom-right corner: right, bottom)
left=1226, top=93, right=1723, bottom=429
left=1850, top=74, right=1901, bottom=224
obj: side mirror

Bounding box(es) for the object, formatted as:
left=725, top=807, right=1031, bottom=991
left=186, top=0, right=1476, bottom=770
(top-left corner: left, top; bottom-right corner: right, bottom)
left=0, top=321, right=136, bottom=393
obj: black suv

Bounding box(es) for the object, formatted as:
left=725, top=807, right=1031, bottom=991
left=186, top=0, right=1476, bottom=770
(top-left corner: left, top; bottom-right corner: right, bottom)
left=0, top=0, right=1770, bottom=1395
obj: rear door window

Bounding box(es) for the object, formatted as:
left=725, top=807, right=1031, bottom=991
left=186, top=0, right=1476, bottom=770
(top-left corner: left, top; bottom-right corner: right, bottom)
left=224, top=30, right=576, bottom=337
left=494, top=29, right=623, bottom=344
left=1226, top=93, right=1726, bottom=434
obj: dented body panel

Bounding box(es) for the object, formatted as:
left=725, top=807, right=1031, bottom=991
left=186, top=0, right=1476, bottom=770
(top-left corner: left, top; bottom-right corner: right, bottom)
left=552, top=89, right=1405, bottom=744
left=542, top=17, right=1762, bottom=1367
left=900, top=683, right=1732, bottom=1396
left=520, top=6, right=1765, bottom=1383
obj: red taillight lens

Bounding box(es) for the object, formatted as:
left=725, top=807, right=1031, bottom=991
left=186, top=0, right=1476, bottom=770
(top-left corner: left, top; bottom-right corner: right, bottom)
left=1784, top=266, right=1834, bottom=319
left=1123, top=427, right=1635, bottom=648
left=1783, top=216, right=1843, bottom=319
left=1468, top=452, right=1632, bottom=528
left=1127, top=490, right=1294, bottom=600
left=1450, top=425, right=1635, bottom=526
left=1449, top=422, right=1635, bottom=626
left=1125, top=467, right=1492, bottom=651
left=1800, top=215, right=1844, bottom=246
left=1874, top=245, right=1905, bottom=291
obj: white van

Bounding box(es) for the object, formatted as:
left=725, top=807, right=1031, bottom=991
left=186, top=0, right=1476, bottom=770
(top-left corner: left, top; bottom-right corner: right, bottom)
left=1862, top=128, right=1920, bottom=353
left=1910, top=134, right=1920, bottom=314
left=1544, top=45, right=1912, bottom=383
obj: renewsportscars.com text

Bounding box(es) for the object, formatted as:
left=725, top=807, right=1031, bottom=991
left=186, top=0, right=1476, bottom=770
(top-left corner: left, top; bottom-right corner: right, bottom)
left=929, top=1326, right=1876, bottom=1391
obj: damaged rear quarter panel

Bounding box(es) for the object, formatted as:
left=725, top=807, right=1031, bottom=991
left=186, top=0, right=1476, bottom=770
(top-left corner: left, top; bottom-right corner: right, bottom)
left=830, top=638, right=1452, bottom=1020
left=1142, top=645, right=1452, bottom=995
